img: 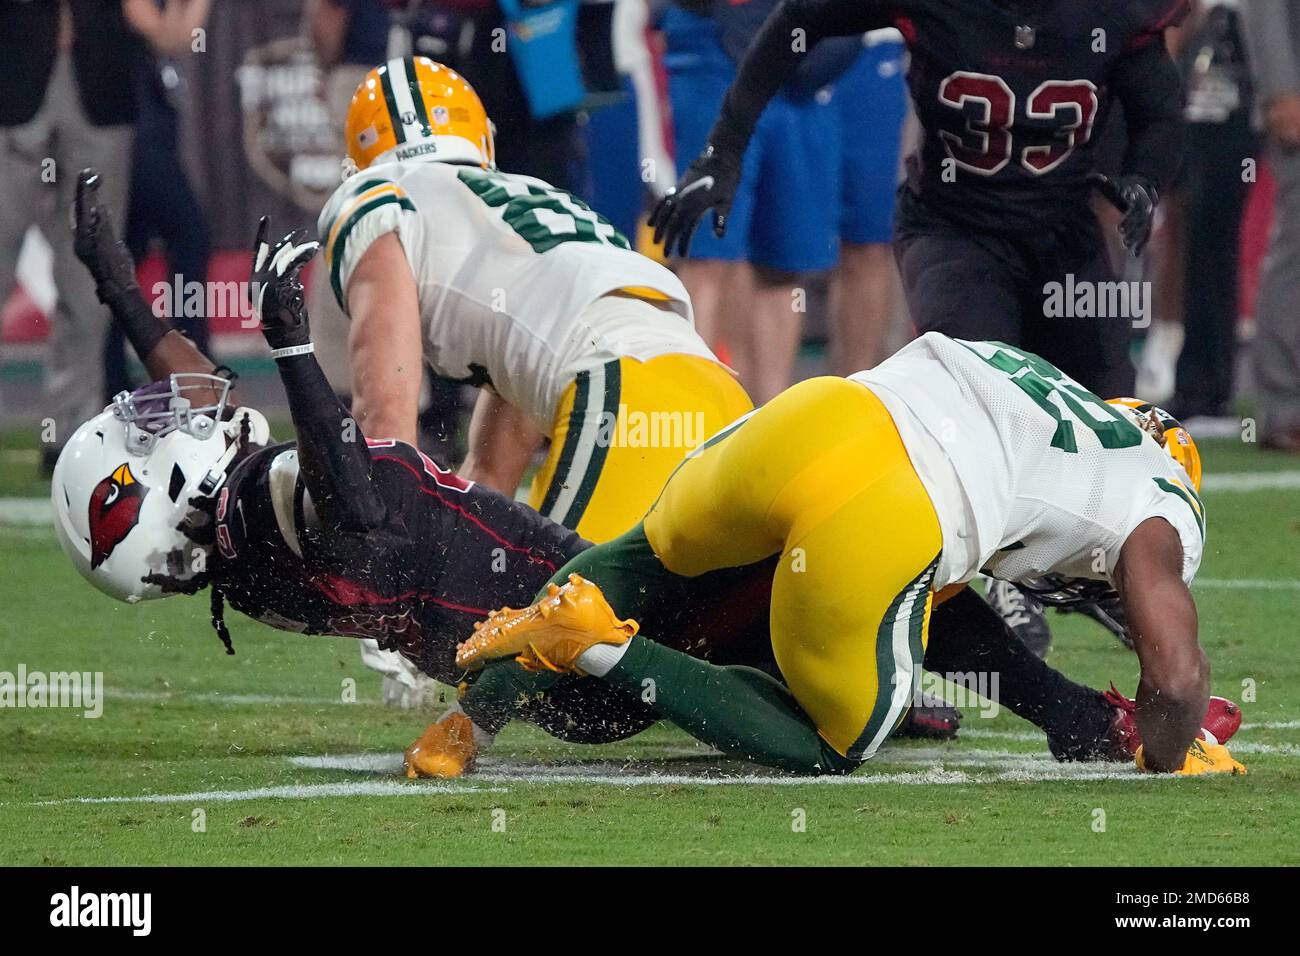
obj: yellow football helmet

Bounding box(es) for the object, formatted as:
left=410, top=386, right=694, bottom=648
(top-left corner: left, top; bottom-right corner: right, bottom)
left=1108, top=397, right=1202, bottom=492
left=344, top=57, right=494, bottom=172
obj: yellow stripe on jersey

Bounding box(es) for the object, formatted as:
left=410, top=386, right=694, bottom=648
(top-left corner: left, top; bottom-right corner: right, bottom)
left=323, top=180, right=416, bottom=307
left=614, top=286, right=673, bottom=303
left=324, top=182, right=407, bottom=266
left=1155, top=476, right=1206, bottom=539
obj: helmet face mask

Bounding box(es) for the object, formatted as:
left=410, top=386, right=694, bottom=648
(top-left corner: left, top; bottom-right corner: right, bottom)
left=111, top=373, right=232, bottom=457
left=52, top=377, right=270, bottom=604
left=345, top=57, right=495, bottom=173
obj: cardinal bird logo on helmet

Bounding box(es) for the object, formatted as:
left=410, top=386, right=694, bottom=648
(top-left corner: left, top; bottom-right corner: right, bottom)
left=88, top=463, right=148, bottom=568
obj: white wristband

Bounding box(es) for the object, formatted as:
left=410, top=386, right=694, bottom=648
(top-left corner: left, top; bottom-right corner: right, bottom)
left=270, top=343, right=314, bottom=360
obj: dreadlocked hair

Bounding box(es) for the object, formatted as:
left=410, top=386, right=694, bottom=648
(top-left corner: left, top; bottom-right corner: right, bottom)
left=238, top=409, right=252, bottom=454
left=210, top=583, right=235, bottom=655
left=174, top=493, right=235, bottom=655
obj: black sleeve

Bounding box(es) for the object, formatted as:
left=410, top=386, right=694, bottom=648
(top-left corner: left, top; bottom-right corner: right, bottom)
left=273, top=353, right=387, bottom=533
left=1111, top=30, right=1187, bottom=194
left=710, top=0, right=900, bottom=155
left=103, top=281, right=174, bottom=361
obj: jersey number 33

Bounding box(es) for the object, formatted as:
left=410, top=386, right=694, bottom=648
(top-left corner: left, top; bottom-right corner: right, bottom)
left=938, top=72, right=1099, bottom=177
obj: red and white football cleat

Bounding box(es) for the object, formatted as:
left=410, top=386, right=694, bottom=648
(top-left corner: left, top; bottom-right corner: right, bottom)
left=1102, top=684, right=1242, bottom=759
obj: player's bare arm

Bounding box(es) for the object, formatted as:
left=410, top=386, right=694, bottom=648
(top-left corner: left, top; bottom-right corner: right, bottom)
left=461, top=387, right=545, bottom=495
left=345, top=231, right=423, bottom=445
left=1114, top=516, right=1208, bottom=772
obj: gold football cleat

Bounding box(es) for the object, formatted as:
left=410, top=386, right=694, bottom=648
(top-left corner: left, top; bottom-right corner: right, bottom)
left=1136, top=739, right=1247, bottom=776
left=404, top=711, right=479, bottom=779
left=455, top=573, right=638, bottom=675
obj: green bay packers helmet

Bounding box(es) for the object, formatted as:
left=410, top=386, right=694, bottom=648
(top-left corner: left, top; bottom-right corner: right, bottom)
left=345, top=57, right=494, bottom=172
left=1108, top=397, right=1202, bottom=492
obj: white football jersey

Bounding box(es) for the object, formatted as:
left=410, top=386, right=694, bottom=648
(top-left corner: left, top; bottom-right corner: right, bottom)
left=852, top=334, right=1206, bottom=591
left=318, top=158, right=718, bottom=430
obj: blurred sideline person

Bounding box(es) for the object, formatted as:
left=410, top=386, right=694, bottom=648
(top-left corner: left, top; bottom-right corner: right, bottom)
left=1241, top=0, right=1300, bottom=452
left=0, top=0, right=146, bottom=472
left=583, top=0, right=676, bottom=243
left=1170, top=0, right=1255, bottom=425
left=318, top=57, right=752, bottom=700
left=827, top=30, right=907, bottom=375
left=305, top=0, right=391, bottom=400
left=658, top=0, right=861, bottom=402
left=105, top=0, right=215, bottom=401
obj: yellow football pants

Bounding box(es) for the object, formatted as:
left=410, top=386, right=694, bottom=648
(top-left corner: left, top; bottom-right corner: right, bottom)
left=529, top=354, right=753, bottom=543
left=643, top=376, right=943, bottom=759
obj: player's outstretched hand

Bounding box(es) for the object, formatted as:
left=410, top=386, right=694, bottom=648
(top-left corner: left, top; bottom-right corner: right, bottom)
left=74, top=168, right=139, bottom=303
left=1088, top=172, right=1158, bottom=258
left=649, top=145, right=743, bottom=258
left=1136, top=739, right=1246, bottom=776
left=249, top=217, right=320, bottom=354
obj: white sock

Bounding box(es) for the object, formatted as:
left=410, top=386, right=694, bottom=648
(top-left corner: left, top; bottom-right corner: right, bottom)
left=577, top=640, right=632, bottom=677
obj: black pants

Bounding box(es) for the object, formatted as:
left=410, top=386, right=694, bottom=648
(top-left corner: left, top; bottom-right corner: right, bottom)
left=893, top=192, right=1135, bottom=397
left=1171, top=117, right=1256, bottom=418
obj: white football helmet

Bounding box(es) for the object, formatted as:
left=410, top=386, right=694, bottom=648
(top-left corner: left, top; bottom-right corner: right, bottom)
left=51, top=374, right=270, bottom=604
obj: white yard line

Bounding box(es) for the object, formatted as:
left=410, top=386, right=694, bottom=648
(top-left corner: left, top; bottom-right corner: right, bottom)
left=44, top=737, right=1299, bottom=806
left=106, top=688, right=368, bottom=707
left=1202, top=471, right=1300, bottom=492
left=0, top=497, right=51, bottom=526
left=36, top=781, right=505, bottom=805
left=1241, top=720, right=1300, bottom=731
left=1193, top=579, right=1300, bottom=591
left=1224, top=741, right=1300, bottom=757
left=288, top=750, right=1177, bottom=785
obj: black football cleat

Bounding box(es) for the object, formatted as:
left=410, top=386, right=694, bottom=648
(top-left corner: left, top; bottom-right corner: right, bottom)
left=895, top=692, right=962, bottom=741
left=1060, top=593, right=1134, bottom=649
left=986, top=580, right=1052, bottom=659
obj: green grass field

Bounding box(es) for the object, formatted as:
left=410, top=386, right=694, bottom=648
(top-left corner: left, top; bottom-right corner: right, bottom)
left=2, top=426, right=1298, bottom=866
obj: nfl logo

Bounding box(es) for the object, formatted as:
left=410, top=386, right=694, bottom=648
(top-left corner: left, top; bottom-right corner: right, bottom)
left=357, top=126, right=379, bottom=149
left=433, top=106, right=449, bottom=125
left=1015, top=25, right=1036, bottom=50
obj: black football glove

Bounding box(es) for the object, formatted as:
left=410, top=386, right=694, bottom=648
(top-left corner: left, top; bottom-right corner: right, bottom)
left=1088, top=172, right=1159, bottom=258
left=648, top=144, right=743, bottom=258
left=249, top=217, right=320, bottom=353
left=73, top=168, right=139, bottom=303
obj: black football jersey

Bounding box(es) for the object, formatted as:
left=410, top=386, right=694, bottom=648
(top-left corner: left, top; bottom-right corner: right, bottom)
left=722, top=0, right=1188, bottom=233
left=211, top=439, right=585, bottom=682
left=887, top=0, right=1188, bottom=231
